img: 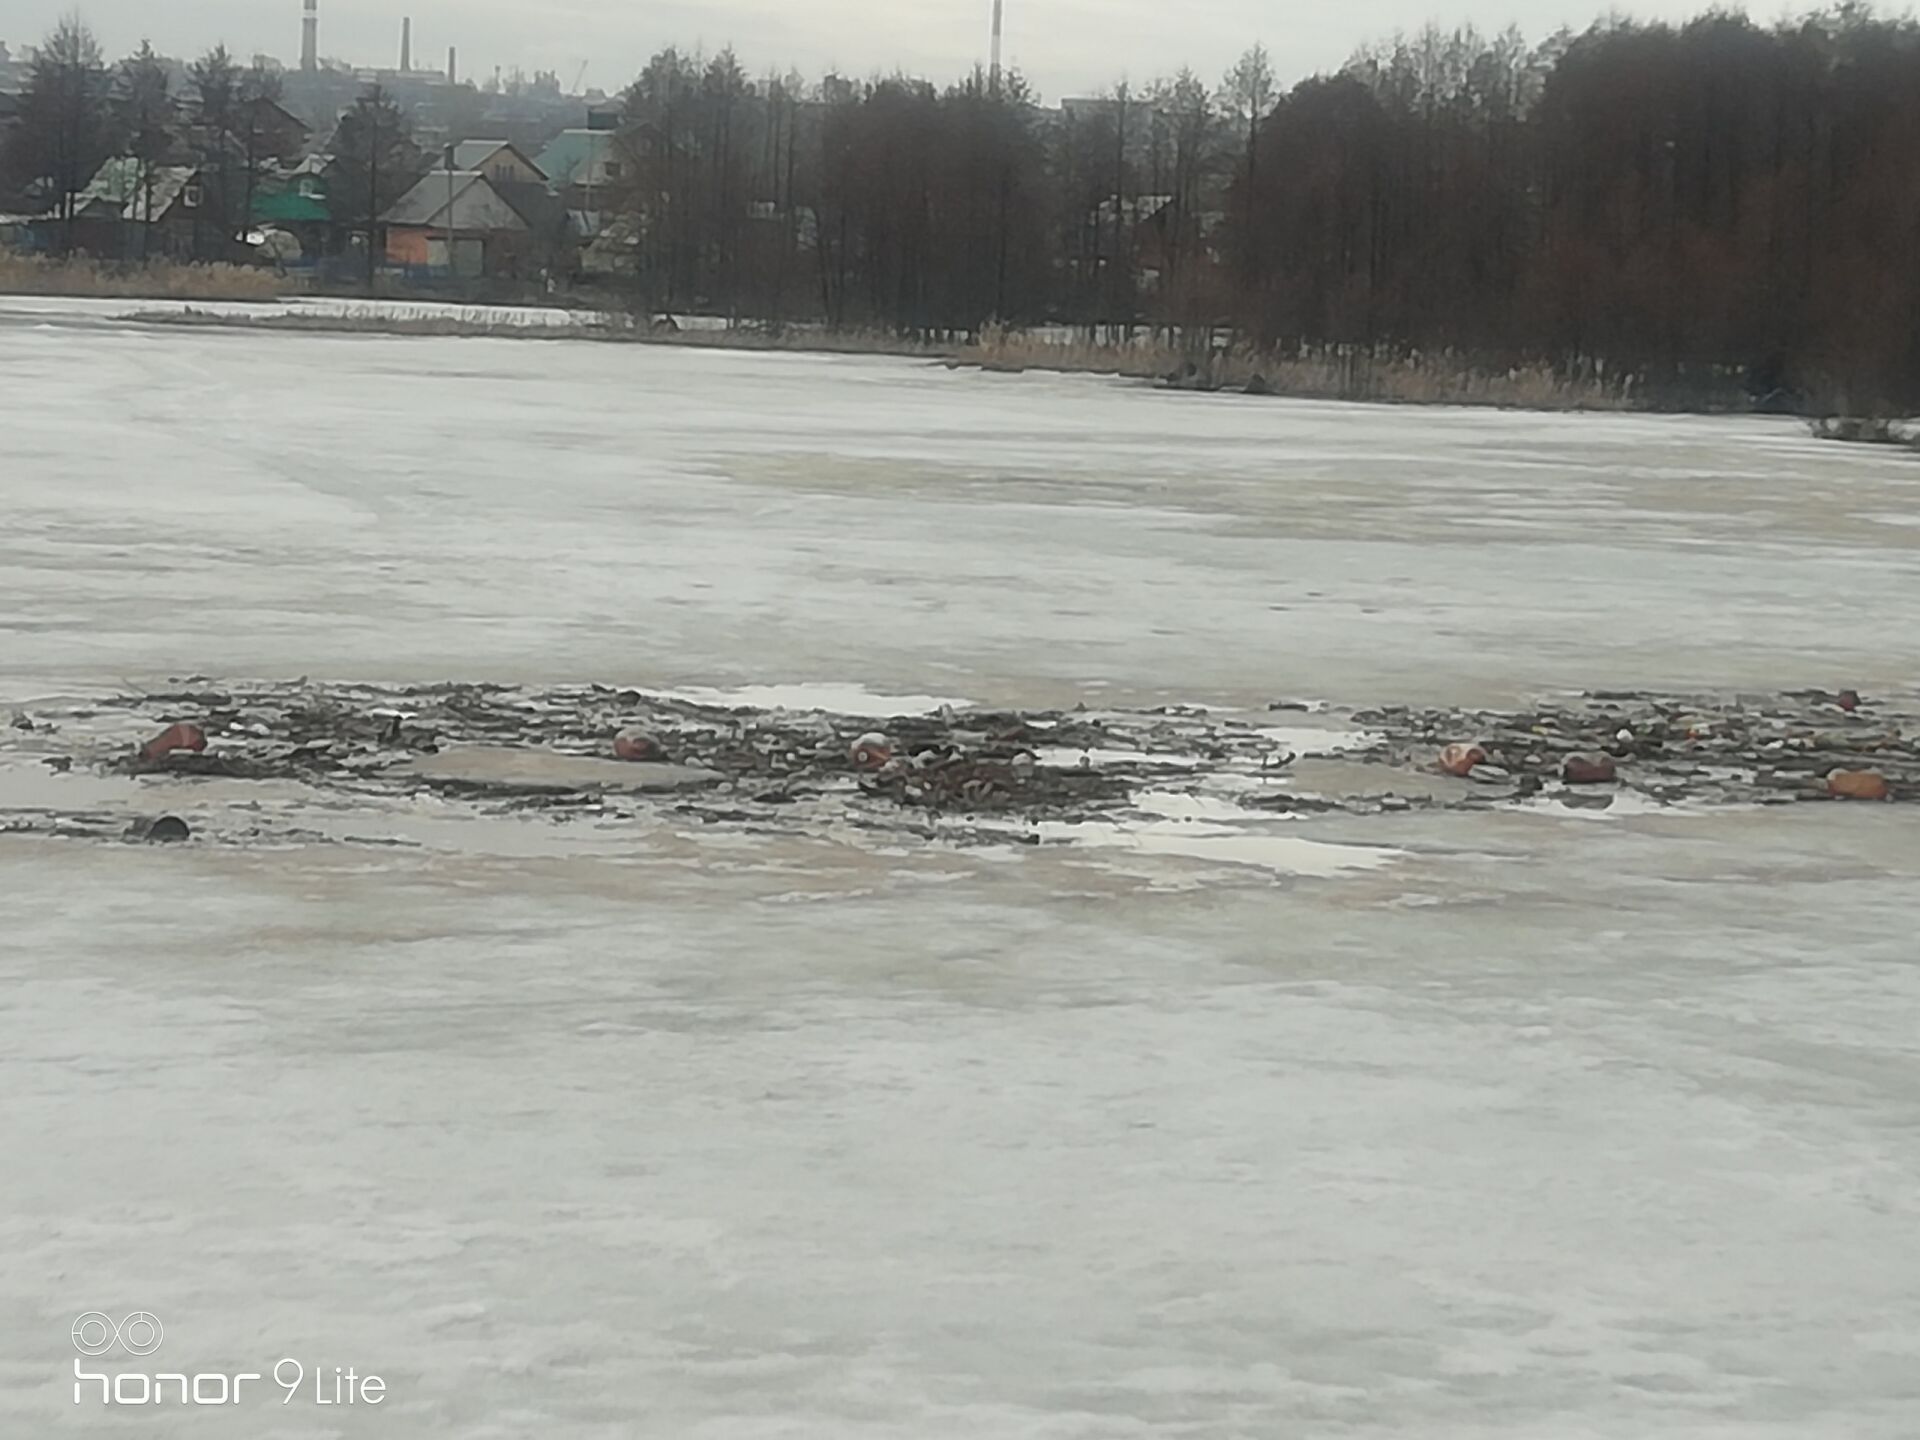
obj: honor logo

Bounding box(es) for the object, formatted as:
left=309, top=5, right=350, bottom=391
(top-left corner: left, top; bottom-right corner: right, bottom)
left=68, top=1313, right=384, bottom=1407
left=71, top=1312, right=163, bottom=1358
left=71, top=1312, right=259, bottom=1406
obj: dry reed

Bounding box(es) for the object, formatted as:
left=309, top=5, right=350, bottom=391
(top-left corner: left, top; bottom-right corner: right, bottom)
left=120, top=302, right=1645, bottom=411
left=0, top=254, right=287, bottom=301
left=956, top=325, right=1639, bottom=411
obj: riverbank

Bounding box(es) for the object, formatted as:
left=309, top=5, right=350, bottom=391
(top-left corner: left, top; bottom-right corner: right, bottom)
left=0, top=254, right=285, bottom=301
left=8, top=255, right=1913, bottom=420
left=129, top=303, right=1651, bottom=411
left=130, top=302, right=957, bottom=359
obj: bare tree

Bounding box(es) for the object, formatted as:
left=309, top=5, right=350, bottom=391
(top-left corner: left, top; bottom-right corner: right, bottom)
left=1220, top=45, right=1275, bottom=289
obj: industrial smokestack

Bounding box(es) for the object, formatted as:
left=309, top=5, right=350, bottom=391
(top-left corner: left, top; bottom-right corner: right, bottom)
left=448, top=46, right=457, bottom=84
left=990, top=0, right=1004, bottom=94
left=301, top=0, right=318, bottom=72
left=400, top=16, right=412, bottom=72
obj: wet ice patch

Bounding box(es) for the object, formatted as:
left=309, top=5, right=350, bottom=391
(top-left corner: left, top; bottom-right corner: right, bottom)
left=395, top=748, right=722, bottom=794
left=1032, top=787, right=1400, bottom=877
left=1033, top=745, right=1201, bottom=769
left=1036, top=814, right=1400, bottom=877
left=1129, top=789, right=1278, bottom=822
left=1514, top=788, right=1709, bottom=820
left=1252, top=723, right=1378, bottom=756
left=648, top=682, right=970, bottom=717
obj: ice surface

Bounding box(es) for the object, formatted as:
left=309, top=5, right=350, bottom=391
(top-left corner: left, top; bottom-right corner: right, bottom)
left=5, top=296, right=1918, bottom=710
left=4, top=297, right=1920, bottom=1438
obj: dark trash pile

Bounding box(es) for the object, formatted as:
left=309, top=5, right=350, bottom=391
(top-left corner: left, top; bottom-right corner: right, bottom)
left=96, top=681, right=1145, bottom=815
left=0, top=679, right=1908, bottom=849
left=1354, top=688, right=1911, bottom=808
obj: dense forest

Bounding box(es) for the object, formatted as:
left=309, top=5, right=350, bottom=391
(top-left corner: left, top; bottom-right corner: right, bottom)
left=7, top=7, right=1920, bottom=408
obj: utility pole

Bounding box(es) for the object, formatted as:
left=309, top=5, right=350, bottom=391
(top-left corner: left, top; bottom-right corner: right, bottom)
left=366, top=97, right=380, bottom=291
left=444, top=142, right=456, bottom=280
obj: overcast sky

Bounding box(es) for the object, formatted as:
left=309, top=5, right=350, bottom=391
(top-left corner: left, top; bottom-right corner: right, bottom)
left=7, top=1, right=1742, bottom=97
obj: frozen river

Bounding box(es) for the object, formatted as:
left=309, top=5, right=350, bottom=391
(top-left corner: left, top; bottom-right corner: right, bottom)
left=3, top=297, right=1918, bottom=1437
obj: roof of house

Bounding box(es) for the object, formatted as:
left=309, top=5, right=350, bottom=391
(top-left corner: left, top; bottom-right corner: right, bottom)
left=382, top=170, right=530, bottom=233
left=535, top=129, right=618, bottom=185
left=450, top=140, right=509, bottom=170
left=75, top=159, right=202, bottom=221
left=448, top=139, right=546, bottom=178
left=241, top=95, right=309, bottom=133
left=491, top=178, right=569, bottom=235
left=1094, top=194, right=1174, bottom=228
left=253, top=189, right=330, bottom=224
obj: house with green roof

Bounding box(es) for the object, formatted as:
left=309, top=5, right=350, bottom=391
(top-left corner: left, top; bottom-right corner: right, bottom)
left=68, top=158, right=210, bottom=259
left=248, top=164, right=334, bottom=261
left=535, top=127, right=658, bottom=204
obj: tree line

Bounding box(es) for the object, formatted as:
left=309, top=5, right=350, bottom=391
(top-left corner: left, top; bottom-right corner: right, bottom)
left=6, top=7, right=1920, bottom=406
left=602, top=8, right=1920, bottom=407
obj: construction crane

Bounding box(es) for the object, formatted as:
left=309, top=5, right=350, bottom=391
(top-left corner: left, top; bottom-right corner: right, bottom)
left=571, top=61, right=589, bottom=95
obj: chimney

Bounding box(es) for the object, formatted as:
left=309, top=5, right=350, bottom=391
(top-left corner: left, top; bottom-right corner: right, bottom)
left=301, top=0, right=318, bottom=72
left=990, top=0, right=1004, bottom=93
left=447, top=46, right=458, bottom=85
left=400, top=16, right=412, bottom=72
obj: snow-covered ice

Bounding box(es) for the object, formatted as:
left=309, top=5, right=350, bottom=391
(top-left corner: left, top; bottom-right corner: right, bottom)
left=3, top=296, right=1919, bottom=1438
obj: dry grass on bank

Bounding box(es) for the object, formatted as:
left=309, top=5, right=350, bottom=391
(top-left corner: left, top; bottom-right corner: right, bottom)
left=0, top=254, right=288, bottom=301
left=955, top=326, right=1640, bottom=410
left=137, top=307, right=606, bottom=339
left=1807, top=414, right=1920, bottom=450
left=123, top=302, right=1645, bottom=411
left=132, top=305, right=957, bottom=358
left=618, top=317, right=950, bottom=358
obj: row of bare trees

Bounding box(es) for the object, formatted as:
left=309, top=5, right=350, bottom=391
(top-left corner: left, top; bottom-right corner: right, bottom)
left=1235, top=10, right=1920, bottom=407
left=600, top=10, right=1920, bottom=406
left=608, top=48, right=1249, bottom=338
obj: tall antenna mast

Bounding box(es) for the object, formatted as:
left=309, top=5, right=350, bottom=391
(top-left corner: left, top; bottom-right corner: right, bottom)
left=990, top=0, right=1004, bottom=94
